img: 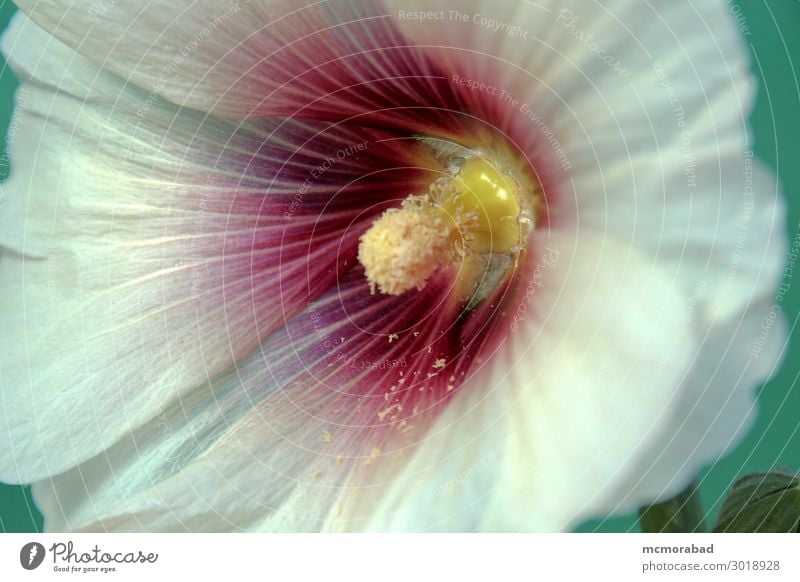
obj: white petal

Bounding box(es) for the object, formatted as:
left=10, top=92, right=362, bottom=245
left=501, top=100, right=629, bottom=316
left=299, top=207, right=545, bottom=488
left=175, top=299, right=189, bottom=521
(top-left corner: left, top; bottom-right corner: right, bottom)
left=14, top=0, right=459, bottom=122
left=15, top=0, right=258, bottom=116
left=599, top=162, right=789, bottom=511
left=605, top=297, right=788, bottom=512
left=30, top=362, right=363, bottom=532
left=365, top=230, right=695, bottom=530
left=389, top=0, right=788, bottom=523
left=29, top=271, right=484, bottom=531
left=0, top=15, right=426, bottom=483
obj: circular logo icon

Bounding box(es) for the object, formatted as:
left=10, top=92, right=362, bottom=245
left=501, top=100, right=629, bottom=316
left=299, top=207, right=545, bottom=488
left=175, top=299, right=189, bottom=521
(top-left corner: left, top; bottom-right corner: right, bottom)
left=19, top=542, right=46, bottom=570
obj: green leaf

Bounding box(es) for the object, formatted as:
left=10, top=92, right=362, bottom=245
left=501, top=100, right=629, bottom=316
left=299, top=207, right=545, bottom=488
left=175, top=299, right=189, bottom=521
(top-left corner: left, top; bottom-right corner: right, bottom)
left=714, top=470, right=800, bottom=533
left=639, top=479, right=706, bottom=533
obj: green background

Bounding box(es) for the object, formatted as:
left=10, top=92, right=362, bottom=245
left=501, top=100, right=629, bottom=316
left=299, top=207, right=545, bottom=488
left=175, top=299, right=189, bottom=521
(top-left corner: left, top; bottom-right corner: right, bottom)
left=0, top=1, right=797, bottom=533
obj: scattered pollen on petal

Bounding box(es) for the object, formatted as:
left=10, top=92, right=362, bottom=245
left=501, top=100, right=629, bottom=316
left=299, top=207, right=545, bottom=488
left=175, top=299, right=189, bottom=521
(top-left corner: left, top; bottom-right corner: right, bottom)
left=378, top=403, right=403, bottom=421
left=363, top=447, right=382, bottom=466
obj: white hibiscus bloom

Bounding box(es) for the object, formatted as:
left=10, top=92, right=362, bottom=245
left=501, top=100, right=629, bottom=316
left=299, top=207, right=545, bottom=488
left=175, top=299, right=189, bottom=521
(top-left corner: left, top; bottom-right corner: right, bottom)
left=0, top=0, right=786, bottom=532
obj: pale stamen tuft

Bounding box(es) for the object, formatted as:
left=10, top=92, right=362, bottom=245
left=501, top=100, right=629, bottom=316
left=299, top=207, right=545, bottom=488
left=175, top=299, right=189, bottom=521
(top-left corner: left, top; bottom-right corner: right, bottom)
left=358, top=198, right=457, bottom=296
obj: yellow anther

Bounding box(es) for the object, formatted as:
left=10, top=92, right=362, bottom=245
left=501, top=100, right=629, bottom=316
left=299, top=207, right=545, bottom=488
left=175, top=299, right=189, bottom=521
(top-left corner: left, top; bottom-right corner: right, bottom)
left=358, top=155, right=527, bottom=297
left=443, top=158, right=521, bottom=254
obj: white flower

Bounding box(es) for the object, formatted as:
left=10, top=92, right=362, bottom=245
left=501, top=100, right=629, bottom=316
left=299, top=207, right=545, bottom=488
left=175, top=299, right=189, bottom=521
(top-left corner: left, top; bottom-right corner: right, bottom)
left=0, top=0, right=786, bottom=531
